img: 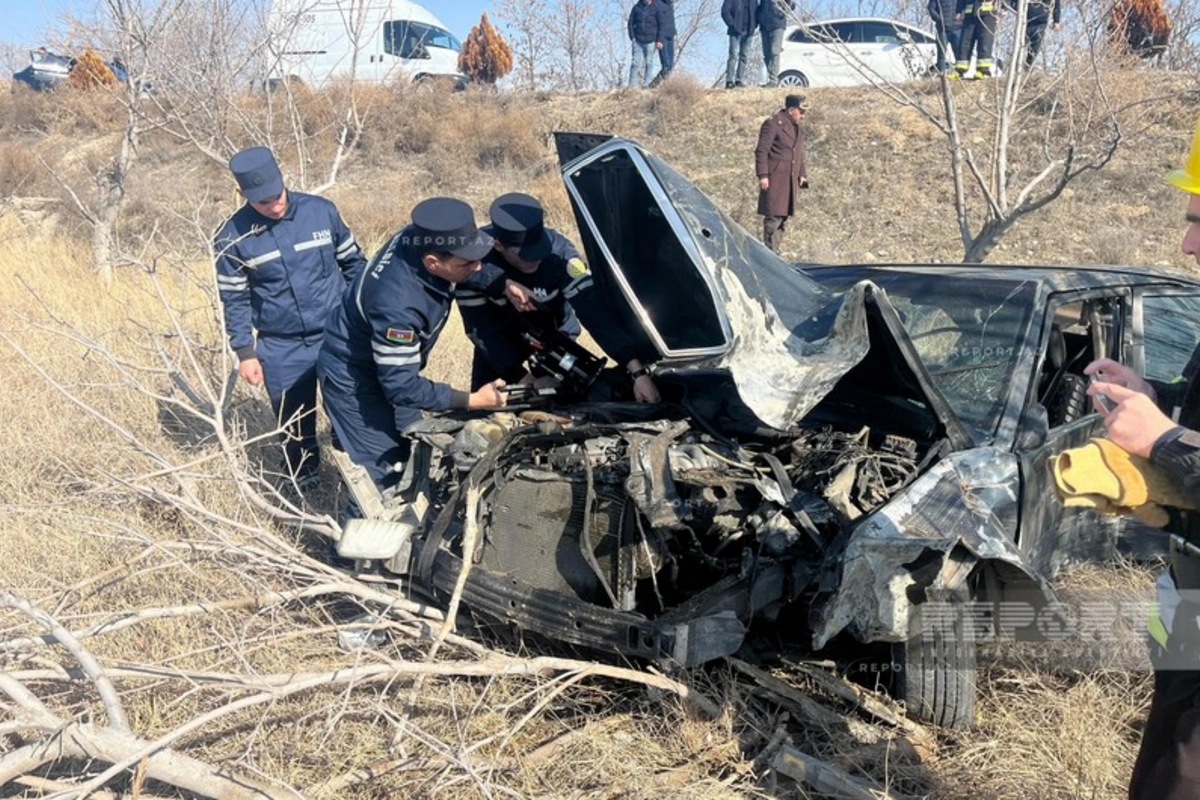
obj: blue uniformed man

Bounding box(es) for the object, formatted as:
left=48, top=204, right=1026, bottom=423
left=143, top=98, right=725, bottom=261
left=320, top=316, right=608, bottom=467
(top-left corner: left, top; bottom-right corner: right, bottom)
left=318, top=197, right=508, bottom=491
left=456, top=193, right=661, bottom=403
left=214, top=146, right=365, bottom=489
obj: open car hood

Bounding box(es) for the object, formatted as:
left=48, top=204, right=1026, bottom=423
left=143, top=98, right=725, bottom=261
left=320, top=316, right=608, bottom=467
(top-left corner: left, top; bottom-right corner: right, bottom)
left=556, top=133, right=971, bottom=448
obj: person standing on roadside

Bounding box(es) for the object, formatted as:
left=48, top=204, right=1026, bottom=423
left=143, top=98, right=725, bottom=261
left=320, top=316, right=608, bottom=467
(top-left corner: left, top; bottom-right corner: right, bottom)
left=214, top=146, right=365, bottom=490
left=955, top=0, right=1000, bottom=79
left=1020, top=0, right=1062, bottom=68
left=1084, top=114, right=1200, bottom=800
left=755, top=94, right=808, bottom=254
left=651, top=0, right=676, bottom=86
left=757, top=0, right=794, bottom=87
left=722, top=0, right=758, bottom=88
left=628, top=0, right=664, bottom=89
left=928, top=0, right=962, bottom=74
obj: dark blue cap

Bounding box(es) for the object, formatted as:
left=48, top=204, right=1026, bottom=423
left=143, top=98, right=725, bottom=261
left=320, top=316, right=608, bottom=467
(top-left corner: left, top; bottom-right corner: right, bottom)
left=408, top=197, right=493, bottom=260
left=229, top=146, right=284, bottom=203
left=489, top=192, right=552, bottom=262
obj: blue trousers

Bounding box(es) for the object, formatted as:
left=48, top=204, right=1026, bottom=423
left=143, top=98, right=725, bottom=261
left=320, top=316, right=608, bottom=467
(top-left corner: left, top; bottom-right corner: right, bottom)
left=319, top=376, right=417, bottom=491
left=256, top=334, right=323, bottom=477
left=653, top=37, right=674, bottom=84
left=629, top=40, right=654, bottom=87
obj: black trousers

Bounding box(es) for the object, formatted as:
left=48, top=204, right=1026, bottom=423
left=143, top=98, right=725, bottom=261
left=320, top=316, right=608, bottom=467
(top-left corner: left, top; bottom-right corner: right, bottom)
left=957, top=10, right=998, bottom=74
left=1025, top=12, right=1049, bottom=66
left=1129, top=667, right=1200, bottom=798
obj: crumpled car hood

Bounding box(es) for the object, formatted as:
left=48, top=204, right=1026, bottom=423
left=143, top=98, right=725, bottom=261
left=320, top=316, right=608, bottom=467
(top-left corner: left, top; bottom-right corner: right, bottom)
left=556, top=133, right=968, bottom=446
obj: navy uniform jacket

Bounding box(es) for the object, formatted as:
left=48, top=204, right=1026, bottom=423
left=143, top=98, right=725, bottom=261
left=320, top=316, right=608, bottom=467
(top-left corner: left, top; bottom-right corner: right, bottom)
left=214, top=191, right=364, bottom=361
left=319, top=227, right=469, bottom=429
left=457, top=227, right=640, bottom=381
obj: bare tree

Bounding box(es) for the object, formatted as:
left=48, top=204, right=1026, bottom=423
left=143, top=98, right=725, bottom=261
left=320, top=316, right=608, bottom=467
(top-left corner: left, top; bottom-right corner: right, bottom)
left=549, top=0, right=600, bottom=91
left=496, top=0, right=554, bottom=91
left=779, top=0, right=1188, bottom=262
left=671, top=0, right=723, bottom=74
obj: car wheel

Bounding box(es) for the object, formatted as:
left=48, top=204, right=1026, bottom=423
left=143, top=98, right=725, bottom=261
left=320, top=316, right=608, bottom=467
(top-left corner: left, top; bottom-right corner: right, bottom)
left=778, top=71, right=809, bottom=87
left=892, top=587, right=977, bottom=729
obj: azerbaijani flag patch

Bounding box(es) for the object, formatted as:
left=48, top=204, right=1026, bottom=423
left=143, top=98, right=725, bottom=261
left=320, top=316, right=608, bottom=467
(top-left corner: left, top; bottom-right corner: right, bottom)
left=386, top=327, right=415, bottom=344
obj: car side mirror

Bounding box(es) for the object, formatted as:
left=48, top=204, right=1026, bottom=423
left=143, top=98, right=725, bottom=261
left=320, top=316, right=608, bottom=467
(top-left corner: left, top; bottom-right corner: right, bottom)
left=1016, top=403, right=1049, bottom=450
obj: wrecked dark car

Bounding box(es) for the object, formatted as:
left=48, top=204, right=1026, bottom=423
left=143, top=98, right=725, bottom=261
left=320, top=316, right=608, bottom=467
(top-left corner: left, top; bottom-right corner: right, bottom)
left=332, top=134, right=1200, bottom=729
left=11, top=48, right=131, bottom=92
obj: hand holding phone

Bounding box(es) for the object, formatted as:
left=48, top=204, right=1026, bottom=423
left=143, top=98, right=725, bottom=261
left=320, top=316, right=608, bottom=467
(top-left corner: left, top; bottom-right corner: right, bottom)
left=1090, top=373, right=1116, bottom=414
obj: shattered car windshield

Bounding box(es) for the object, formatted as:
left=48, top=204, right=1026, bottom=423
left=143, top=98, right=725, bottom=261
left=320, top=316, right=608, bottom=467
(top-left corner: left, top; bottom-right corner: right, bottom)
left=829, top=272, right=1037, bottom=438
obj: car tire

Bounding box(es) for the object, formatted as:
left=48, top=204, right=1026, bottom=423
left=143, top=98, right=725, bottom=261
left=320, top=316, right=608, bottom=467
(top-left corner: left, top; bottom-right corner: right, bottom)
left=893, top=587, right=977, bottom=729
left=778, top=71, right=809, bottom=87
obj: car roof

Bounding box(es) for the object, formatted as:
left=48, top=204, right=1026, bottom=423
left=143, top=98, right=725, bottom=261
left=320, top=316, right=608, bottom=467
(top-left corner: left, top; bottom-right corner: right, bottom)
left=788, top=17, right=926, bottom=28
left=803, top=261, right=1200, bottom=293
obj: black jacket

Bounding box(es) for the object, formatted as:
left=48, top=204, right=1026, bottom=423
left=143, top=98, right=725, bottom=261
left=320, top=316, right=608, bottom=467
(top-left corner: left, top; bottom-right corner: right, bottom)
left=722, top=0, right=758, bottom=36
left=757, top=0, right=794, bottom=32
left=659, top=0, right=676, bottom=37
left=927, top=0, right=958, bottom=24
left=1025, top=0, right=1062, bottom=24
left=628, top=0, right=664, bottom=43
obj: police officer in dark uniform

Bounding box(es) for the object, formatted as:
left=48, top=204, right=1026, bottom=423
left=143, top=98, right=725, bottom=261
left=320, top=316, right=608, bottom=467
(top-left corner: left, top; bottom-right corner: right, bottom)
left=456, top=193, right=660, bottom=403
left=215, top=146, right=365, bottom=488
left=318, top=197, right=508, bottom=491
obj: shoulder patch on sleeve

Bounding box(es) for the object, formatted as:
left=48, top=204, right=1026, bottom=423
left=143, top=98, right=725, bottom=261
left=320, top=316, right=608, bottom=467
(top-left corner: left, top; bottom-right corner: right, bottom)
left=385, top=327, right=415, bottom=344
left=566, top=258, right=589, bottom=279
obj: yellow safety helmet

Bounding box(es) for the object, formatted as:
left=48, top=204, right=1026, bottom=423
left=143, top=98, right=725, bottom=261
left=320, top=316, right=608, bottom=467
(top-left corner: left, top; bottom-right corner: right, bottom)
left=1167, top=113, right=1200, bottom=194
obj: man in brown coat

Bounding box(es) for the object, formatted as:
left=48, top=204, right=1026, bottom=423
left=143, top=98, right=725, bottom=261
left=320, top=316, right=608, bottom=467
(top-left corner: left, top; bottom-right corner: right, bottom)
left=755, top=94, right=809, bottom=253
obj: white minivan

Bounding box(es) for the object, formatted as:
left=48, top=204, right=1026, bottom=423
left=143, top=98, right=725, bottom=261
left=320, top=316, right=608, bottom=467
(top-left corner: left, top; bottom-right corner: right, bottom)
left=267, top=0, right=466, bottom=89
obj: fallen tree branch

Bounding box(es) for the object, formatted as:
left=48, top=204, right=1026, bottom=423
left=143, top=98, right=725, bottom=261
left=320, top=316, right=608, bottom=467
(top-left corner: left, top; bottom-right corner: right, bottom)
left=773, top=743, right=914, bottom=800
left=1, top=590, right=129, bottom=733
left=785, top=659, right=935, bottom=747
left=727, top=657, right=884, bottom=745
left=0, top=712, right=292, bottom=800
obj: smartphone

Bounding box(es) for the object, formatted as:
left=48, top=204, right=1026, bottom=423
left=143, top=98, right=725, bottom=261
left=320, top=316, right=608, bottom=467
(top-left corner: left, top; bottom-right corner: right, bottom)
left=1089, top=373, right=1117, bottom=414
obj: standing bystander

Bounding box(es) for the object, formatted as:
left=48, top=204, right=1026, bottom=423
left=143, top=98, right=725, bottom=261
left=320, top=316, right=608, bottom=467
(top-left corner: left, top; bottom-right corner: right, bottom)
left=628, top=0, right=664, bottom=89
left=214, top=146, right=365, bottom=490
left=757, top=0, right=794, bottom=87
left=755, top=94, right=809, bottom=254
left=928, top=0, right=962, bottom=74
left=722, top=0, right=758, bottom=88
left=1020, top=0, right=1062, bottom=68
left=955, top=0, right=1000, bottom=79
left=652, top=0, right=676, bottom=85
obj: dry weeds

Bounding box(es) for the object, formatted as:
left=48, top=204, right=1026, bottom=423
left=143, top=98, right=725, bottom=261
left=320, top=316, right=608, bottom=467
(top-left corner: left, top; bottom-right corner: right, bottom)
left=1, top=70, right=1197, bottom=798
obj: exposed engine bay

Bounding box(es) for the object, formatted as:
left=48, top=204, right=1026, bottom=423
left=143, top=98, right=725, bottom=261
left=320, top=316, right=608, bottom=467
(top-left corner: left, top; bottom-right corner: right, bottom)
left=368, top=370, right=938, bottom=667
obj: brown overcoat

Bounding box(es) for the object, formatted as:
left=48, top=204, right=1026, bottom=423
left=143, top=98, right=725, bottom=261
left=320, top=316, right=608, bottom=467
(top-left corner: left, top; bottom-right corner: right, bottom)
left=755, top=109, right=807, bottom=217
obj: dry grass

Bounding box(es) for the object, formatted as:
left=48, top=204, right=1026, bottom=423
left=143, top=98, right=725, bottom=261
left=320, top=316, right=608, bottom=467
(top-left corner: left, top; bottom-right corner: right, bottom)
left=1, top=70, right=1197, bottom=798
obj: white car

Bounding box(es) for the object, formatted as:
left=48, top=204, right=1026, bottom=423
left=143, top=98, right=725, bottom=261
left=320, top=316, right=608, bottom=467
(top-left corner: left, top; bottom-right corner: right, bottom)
left=777, top=17, right=939, bottom=87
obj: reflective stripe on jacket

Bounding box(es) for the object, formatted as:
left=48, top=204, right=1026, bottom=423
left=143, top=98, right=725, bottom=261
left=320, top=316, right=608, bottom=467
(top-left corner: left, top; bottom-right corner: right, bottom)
left=214, top=192, right=364, bottom=359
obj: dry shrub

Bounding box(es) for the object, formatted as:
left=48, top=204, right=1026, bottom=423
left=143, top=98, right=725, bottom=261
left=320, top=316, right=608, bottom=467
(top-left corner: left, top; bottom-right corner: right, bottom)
left=934, top=669, right=1149, bottom=799
left=646, top=73, right=706, bottom=135
left=0, top=142, right=40, bottom=198
left=0, top=85, right=77, bottom=135
left=1090, top=224, right=1144, bottom=265
left=66, top=48, right=117, bottom=91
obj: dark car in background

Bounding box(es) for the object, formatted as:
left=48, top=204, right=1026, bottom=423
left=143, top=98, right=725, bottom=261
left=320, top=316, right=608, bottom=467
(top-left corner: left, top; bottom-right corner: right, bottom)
left=12, top=48, right=130, bottom=91
left=330, top=133, right=1200, bottom=729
